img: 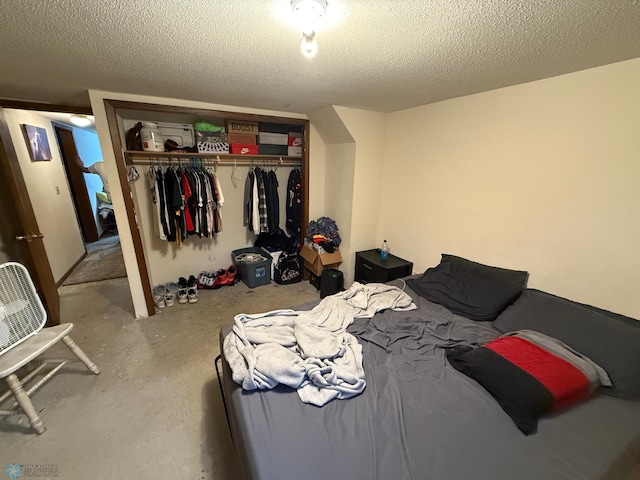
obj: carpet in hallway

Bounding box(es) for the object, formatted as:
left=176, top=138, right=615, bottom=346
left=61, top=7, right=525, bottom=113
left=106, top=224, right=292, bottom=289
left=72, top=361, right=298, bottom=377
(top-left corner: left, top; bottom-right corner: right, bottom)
left=63, top=235, right=126, bottom=285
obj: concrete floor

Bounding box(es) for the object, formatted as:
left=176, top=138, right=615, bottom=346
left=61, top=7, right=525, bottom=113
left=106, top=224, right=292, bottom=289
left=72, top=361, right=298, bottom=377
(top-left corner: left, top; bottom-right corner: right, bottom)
left=0, top=277, right=320, bottom=480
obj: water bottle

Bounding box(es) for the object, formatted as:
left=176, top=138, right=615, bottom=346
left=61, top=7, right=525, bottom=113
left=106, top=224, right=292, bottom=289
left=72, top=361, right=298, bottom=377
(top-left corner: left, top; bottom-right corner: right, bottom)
left=380, top=240, right=389, bottom=261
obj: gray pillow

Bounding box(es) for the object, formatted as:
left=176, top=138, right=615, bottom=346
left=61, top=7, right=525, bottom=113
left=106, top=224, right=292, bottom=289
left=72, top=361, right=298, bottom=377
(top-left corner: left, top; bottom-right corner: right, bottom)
left=407, top=262, right=523, bottom=321
left=441, top=254, right=529, bottom=289
left=493, top=289, right=640, bottom=401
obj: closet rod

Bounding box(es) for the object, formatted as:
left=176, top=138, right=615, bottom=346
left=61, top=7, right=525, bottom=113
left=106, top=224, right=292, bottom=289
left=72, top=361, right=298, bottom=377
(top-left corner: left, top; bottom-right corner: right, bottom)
left=126, top=157, right=302, bottom=168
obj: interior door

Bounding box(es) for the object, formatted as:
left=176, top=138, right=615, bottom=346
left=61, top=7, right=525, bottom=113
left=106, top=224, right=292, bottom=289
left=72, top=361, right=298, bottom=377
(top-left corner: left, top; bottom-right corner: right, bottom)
left=54, top=126, right=100, bottom=242
left=0, top=107, right=60, bottom=326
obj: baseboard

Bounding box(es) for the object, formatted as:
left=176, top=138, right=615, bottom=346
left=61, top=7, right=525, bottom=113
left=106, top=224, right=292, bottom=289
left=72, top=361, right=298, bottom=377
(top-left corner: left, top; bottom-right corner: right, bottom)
left=57, top=251, right=87, bottom=287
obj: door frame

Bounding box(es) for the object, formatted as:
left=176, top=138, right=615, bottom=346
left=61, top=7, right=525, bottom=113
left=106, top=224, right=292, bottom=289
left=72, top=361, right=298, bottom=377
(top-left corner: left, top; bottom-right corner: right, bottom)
left=0, top=106, right=60, bottom=325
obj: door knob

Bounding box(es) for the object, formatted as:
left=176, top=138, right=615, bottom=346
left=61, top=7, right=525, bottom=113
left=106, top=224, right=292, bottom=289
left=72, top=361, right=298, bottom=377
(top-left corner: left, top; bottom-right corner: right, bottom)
left=15, top=233, right=44, bottom=241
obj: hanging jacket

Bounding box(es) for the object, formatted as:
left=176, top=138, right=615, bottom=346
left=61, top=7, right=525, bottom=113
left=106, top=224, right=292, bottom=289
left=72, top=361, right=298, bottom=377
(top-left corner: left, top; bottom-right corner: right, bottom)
left=286, top=168, right=302, bottom=235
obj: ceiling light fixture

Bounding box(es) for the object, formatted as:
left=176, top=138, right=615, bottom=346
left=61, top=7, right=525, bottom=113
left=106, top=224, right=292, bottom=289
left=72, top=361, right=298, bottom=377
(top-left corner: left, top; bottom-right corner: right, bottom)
left=301, top=32, right=318, bottom=58
left=291, top=0, right=327, bottom=58
left=69, top=115, right=91, bottom=127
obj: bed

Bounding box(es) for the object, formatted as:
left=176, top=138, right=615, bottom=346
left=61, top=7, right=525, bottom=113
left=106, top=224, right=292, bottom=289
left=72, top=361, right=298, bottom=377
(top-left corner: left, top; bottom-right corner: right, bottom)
left=218, top=255, right=640, bottom=480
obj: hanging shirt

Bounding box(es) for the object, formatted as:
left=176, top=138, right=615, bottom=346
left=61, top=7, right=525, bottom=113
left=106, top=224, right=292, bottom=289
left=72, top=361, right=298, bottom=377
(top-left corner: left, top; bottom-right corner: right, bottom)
left=147, top=168, right=166, bottom=241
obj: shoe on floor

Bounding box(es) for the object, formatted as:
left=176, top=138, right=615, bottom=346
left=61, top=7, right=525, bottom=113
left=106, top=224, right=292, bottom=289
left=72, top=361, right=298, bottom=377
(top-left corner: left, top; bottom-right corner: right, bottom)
left=198, top=271, right=208, bottom=289
left=177, top=277, right=188, bottom=304
left=213, top=269, right=228, bottom=289
left=226, top=265, right=239, bottom=285
left=153, top=284, right=167, bottom=309
left=165, top=282, right=178, bottom=307
left=187, top=275, right=199, bottom=303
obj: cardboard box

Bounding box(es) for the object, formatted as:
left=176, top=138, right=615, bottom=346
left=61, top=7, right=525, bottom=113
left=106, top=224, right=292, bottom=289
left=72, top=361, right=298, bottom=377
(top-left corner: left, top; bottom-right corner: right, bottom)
left=258, top=144, right=288, bottom=156
left=288, top=146, right=302, bottom=156
left=226, top=120, right=259, bottom=135
left=258, top=122, right=289, bottom=134
left=227, top=133, right=256, bottom=145
left=288, top=133, right=302, bottom=147
left=258, top=132, right=288, bottom=145
left=299, top=245, right=342, bottom=277
left=230, top=144, right=258, bottom=155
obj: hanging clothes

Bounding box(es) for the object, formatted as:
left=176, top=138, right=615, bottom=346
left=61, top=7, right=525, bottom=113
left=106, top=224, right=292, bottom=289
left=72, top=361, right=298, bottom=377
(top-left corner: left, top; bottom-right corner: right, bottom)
left=286, top=167, right=302, bottom=235
left=164, top=166, right=184, bottom=244
left=266, top=169, right=280, bottom=234
left=147, top=167, right=166, bottom=241
left=257, top=169, right=269, bottom=234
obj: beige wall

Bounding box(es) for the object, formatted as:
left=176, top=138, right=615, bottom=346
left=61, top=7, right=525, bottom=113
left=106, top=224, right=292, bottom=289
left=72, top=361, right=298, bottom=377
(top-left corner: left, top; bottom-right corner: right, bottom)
left=89, top=90, right=313, bottom=318
left=334, top=107, right=387, bottom=284
left=307, top=105, right=387, bottom=285
left=379, top=58, right=640, bottom=318
left=4, top=109, right=85, bottom=283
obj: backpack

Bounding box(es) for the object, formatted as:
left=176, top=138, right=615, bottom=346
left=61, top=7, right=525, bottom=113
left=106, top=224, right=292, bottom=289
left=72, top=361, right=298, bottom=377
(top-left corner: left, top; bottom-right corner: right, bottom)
left=274, top=251, right=302, bottom=285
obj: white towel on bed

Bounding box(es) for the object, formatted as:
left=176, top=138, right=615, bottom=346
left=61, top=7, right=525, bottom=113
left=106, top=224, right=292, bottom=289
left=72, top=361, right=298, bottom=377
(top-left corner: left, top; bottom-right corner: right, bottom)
left=223, top=282, right=416, bottom=406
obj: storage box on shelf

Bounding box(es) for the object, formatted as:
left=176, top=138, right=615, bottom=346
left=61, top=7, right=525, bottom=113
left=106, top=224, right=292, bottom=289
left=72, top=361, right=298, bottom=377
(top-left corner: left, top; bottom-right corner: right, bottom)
left=232, top=247, right=272, bottom=288
left=195, top=130, right=229, bottom=153
left=230, top=144, right=259, bottom=155
left=226, top=120, right=259, bottom=135
left=258, top=144, right=289, bottom=156
left=227, top=133, right=257, bottom=145
left=258, top=132, right=288, bottom=145
left=288, top=132, right=302, bottom=147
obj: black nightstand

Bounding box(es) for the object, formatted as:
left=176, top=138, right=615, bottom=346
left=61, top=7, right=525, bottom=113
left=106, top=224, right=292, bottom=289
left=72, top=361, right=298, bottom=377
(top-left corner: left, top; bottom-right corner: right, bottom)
left=355, top=249, right=413, bottom=284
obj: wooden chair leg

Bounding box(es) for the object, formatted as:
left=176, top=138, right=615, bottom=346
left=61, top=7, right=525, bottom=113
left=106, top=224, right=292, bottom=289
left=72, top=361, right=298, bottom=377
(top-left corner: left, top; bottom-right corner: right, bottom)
left=61, top=336, right=100, bottom=375
left=5, top=374, right=46, bottom=434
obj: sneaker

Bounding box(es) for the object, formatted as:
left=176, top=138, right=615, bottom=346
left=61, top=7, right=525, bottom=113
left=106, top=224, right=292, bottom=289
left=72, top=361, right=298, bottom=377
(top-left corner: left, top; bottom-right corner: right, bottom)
left=212, top=269, right=228, bottom=289
left=165, top=282, right=178, bottom=307
left=177, top=277, right=188, bottom=304
left=226, top=265, right=239, bottom=285
left=187, top=275, right=199, bottom=303
left=153, top=285, right=167, bottom=309
left=198, top=271, right=209, bottom=288
left=206, top=271, right=217, bottom=288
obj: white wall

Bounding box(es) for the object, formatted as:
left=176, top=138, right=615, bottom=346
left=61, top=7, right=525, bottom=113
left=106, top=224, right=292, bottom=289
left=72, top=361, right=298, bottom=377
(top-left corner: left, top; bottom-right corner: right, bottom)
left=5, top=109, right=85, bottom=282
left=89, top=90, right=313, bottom=318
left=379, top=58, right=640, bottom=319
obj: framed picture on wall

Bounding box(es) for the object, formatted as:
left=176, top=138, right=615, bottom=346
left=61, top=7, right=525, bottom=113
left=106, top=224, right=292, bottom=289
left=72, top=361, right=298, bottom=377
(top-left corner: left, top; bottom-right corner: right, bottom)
left=21, top=124, right=52, bottom=161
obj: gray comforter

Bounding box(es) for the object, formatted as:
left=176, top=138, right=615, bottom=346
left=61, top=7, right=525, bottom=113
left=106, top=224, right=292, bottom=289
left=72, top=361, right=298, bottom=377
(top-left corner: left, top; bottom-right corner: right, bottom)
left=220, top=279, right=640, bottom=480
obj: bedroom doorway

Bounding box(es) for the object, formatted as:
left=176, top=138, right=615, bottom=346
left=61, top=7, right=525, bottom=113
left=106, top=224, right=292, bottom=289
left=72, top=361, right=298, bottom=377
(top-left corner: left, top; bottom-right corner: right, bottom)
left=50, top=120, right=126, bottom=286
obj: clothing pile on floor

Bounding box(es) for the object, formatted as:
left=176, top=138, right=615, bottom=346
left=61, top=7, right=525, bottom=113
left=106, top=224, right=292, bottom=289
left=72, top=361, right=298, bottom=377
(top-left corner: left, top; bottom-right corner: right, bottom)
left=223, top=282, right=416, bottom=406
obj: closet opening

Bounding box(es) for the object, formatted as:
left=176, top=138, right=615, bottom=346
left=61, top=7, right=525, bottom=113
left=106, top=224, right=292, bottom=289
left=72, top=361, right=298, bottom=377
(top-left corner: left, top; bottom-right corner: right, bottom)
left=102, top=100, right=310, bottom=318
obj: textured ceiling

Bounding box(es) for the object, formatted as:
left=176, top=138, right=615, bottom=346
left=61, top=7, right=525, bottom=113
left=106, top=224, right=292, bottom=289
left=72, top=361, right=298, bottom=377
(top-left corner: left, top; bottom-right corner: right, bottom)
left=1, top=0, right=639, bottom=114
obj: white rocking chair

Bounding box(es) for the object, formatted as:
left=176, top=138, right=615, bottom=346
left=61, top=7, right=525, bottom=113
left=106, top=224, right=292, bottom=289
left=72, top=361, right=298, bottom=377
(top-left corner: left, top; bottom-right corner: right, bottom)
left=0, top=262, right=99, bottom=434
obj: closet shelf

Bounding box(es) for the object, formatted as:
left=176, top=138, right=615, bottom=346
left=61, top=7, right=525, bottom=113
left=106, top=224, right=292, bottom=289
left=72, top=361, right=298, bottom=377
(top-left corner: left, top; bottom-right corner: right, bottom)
left=124, top=150, right=302, bottom=167
left=124, top=150, right=302, bottom=161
